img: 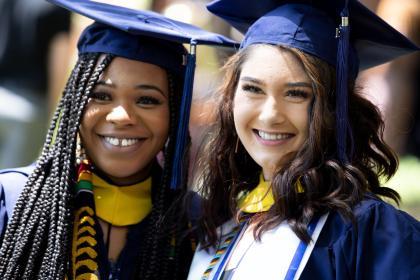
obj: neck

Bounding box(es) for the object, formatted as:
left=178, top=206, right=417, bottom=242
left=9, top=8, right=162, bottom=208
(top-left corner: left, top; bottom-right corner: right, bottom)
left=92, top=162, right=154, bottom=186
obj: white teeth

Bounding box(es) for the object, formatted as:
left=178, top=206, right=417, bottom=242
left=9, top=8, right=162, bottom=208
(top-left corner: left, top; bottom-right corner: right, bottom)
left=104, top=137, right=139, bottom=147
left=258, top=130, right=290, bottom=140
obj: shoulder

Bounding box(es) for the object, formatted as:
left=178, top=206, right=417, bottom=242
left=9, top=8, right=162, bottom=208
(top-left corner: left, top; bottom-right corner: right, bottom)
left=0, top=164, right=35, bottom=217
left=312, top=196, right=420, bottom=279
left=324, top=196, right=419, bottom=236
left=351, top=196, right=419, bottom=233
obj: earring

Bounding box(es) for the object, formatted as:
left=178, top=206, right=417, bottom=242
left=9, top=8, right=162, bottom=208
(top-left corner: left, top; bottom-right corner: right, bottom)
left=235, top=137, right=240, bottom=154
left=76, top=134, right=87, bottom=165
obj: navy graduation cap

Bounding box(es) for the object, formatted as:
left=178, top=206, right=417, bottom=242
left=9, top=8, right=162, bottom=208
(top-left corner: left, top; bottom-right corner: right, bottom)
left=207, top=0, right=419, bottom=163
left=48, top=0, right=238, bottom=189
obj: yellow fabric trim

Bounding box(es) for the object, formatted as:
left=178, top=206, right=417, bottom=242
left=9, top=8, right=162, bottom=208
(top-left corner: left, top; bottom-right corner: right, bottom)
left=296, top=177, right=304, bottom=193
left=92, top=174, right=152, bottom=226
left=76, top=273, right=99, bottom=280
left=72, top=204, right=97, bottom=279
left=238, top=174, right=305, bottom=213
left=75, top=259, right=98, bottom=271
left=78, top=171, right=92, bottom=182
left=238, top=173, right=274, bottom=213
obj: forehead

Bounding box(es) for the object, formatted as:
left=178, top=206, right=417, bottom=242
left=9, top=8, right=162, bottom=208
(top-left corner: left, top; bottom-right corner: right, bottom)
left=240, top=45, right=310, bottom=83
left=99, top=56, right=168, bottom=82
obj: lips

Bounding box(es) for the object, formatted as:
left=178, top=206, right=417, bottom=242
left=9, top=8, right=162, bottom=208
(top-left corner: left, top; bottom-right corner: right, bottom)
left=99, top=134, right=146, bottom=149
left=253, top=129, right=294, bottom=141
left=103, top=136, right=140, bottom=147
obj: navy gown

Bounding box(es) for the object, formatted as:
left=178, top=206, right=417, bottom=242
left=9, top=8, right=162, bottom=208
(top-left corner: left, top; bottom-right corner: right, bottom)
left=301, top=197, right=420, bottom=279
left=0, top=166, right=156, bottom=279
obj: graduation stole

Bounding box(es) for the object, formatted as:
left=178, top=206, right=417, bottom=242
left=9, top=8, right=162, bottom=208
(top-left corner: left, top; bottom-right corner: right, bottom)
left=70, top=161, right=152, bottom=279
left=201, top=174, right=306, bottom=279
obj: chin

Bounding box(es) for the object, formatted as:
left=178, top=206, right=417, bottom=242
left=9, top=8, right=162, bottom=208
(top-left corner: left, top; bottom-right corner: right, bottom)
left=106, top=167, right=143, bottom=178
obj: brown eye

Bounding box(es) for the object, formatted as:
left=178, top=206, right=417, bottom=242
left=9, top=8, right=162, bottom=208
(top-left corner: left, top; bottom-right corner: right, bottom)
left=137, top=96, right=161, bottom=106
left=89, top=91, right=112, bottom=102
left=242, top=84, right=263, bottom=94
left=286, top=89, right=309, bottom=98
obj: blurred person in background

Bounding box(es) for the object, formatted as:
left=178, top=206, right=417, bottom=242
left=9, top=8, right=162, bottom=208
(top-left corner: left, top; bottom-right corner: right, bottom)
left=0, top=0, right=71, bottom=168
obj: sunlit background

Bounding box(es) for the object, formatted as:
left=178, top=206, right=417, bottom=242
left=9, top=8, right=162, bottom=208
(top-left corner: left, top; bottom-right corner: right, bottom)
left=0, top=0, right=418, bottom=218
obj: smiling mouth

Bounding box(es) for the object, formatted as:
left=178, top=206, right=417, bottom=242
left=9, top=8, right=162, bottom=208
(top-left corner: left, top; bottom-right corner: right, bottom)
left=102, top=136, right=142, bottom=147
left=254, top=129, right=294, bottom=141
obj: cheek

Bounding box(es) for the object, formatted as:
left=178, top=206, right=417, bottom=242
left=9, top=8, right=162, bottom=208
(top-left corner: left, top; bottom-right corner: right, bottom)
left=79, top=109, right=96, bottom=139
left=81, top=104, right=102, bottom=128
left=291, top=105, right=311, bottom=144
left=232, top=93, right=247, bottom=131
left=148, top=107, right=170, bottom=142
left=300, top=105, right=311, bottom=133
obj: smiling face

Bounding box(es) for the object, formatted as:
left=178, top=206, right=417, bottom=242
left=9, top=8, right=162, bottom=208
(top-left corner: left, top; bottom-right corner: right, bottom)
left=79, top=56, right=170, bottom=185
left=233, top=45, right=314, bottom=180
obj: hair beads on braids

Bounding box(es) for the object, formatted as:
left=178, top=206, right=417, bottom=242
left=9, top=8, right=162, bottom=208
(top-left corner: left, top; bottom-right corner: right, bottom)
left=0, top=53, right=114, bottom=279
left=0, top=56, right=193, bottom=280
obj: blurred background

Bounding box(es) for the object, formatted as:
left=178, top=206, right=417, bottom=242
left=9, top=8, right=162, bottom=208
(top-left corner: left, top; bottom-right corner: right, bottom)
left=0, top=0, right=418, bottom=218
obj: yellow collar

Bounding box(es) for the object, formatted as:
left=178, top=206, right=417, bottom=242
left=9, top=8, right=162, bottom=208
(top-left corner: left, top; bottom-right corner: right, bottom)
left=238, top=173, right=274, bottom=213
left=237, top=173, right=304, bottom=213
left=92, top=173, right=152, bottom=226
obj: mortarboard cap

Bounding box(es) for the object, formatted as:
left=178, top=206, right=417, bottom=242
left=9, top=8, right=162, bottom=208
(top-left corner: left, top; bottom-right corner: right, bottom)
left=48, top=0, right=238, bottom=189
left=207, top=0, right=419, bottom=163
left=207, top=0, right=418, bottom=72
left=78, top=22, right=187, bottom=75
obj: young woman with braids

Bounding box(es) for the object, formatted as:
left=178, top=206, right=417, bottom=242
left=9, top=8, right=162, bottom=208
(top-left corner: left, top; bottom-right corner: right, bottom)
left=187, top=1, right=420, bottom=279
left=0, top=1, right=236, bottom=279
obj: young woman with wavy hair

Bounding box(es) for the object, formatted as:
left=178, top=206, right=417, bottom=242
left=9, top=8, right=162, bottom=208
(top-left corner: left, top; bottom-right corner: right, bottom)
left=188, top=1, right=420, bottom=279
left=0, top=1, right=236, bottom=279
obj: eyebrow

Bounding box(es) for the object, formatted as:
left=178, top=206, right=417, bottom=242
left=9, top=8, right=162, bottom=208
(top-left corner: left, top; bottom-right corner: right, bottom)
left=285, top=82, right=312, bottom=88
left=135, top=85, right=167, bottom=97
left=96, top=80, right=167, bottom=97
left=240, top=77, right=312, bottom=89
left=240, top=76, right=266, bottom=86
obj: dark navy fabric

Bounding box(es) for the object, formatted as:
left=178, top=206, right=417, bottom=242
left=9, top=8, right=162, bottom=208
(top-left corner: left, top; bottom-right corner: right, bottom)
left=0, top=165, right=35, bottom=223
left=0, top=167, right=197, bottom=279
left=95, top=215, right=150, bottom=280
left=78, top=22, right=187, bottom=75
left=0, top=185, right=6, bottom=242
left=49, top=0, right=238, bottom=46
left=207, top=0, right=419, bottom=71
left=0, top=167, right=149, bottom=279
left=301, top=197, right=420, bottom=279
left=0, top=166, right=34, bottom=243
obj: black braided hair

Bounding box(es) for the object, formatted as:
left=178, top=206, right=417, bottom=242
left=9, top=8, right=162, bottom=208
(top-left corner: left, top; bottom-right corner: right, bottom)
left=135, top=72, right=193, bottom=280
left=0, top=54, right=193, bottom=280
left=0, top=53, right=113, bottom=279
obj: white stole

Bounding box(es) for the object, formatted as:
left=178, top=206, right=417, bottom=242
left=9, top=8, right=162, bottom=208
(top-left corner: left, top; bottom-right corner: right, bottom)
left=187, top=213, right=329, bottom=280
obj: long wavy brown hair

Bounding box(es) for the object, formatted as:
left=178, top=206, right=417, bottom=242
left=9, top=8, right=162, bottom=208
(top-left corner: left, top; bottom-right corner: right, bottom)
left=197, top=44, right=400, bottom=247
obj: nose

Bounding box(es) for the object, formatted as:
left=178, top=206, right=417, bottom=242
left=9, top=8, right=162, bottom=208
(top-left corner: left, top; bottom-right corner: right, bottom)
left=106, top=105, right=136, bottom=126
left=258, top=97, right=285, bottom=125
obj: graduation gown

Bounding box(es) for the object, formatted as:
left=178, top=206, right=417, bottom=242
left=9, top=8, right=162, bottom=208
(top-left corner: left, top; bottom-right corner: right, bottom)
left=0, top=166, right=149, bottom=279
left=188, top=197, right=420, bottom=280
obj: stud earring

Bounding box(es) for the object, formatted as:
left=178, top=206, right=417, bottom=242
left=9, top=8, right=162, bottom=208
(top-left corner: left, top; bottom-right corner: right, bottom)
left=76, top=134, right=87, bottom=165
